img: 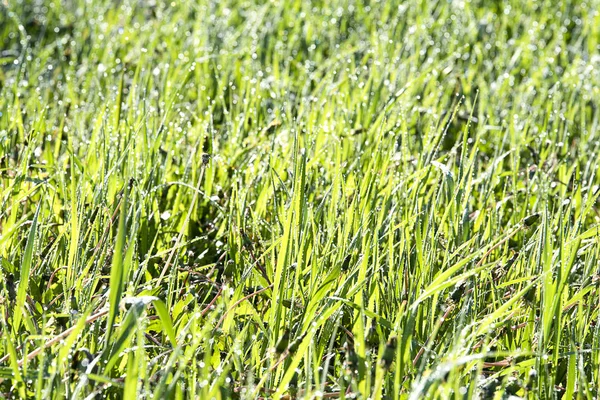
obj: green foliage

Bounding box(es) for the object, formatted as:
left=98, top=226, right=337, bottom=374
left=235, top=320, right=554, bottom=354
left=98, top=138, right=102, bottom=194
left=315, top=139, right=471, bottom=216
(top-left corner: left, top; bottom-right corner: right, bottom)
left=1, top=0, right=600, bottom=398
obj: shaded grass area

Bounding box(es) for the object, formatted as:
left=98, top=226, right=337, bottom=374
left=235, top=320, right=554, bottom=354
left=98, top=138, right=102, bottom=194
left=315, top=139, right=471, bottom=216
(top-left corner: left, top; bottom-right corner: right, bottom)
left=1, top=0, right=600, bottom=398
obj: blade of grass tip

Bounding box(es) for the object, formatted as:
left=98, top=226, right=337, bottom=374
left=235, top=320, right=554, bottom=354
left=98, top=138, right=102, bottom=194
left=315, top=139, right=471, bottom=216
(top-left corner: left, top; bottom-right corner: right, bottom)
left=13, top=202, right=40, bottom=334
left=152, top=299, right=177, bottom=347
left=105, top=183, right=129, bottom=345
left=104, top=299, right=151, bottom=373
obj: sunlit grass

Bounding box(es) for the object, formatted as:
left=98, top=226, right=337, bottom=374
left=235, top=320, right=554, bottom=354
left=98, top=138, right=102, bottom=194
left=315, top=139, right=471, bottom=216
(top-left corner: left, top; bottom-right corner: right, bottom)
left=1, top=0, right=600, bottom=398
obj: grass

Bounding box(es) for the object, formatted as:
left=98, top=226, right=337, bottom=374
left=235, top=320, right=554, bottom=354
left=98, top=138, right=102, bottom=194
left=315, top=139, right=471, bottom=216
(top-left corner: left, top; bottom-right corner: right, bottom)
left=1, top=0, right=600, bottom=398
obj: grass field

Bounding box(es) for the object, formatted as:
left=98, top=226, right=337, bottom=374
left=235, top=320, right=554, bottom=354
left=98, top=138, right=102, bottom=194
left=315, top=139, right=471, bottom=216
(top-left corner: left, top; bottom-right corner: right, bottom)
left=1, top=0, right=600, bottom=398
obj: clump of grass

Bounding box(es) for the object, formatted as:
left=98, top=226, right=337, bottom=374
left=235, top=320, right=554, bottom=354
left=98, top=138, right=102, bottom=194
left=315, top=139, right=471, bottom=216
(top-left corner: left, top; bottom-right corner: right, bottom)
left=1, top=0, right=600, bottom=398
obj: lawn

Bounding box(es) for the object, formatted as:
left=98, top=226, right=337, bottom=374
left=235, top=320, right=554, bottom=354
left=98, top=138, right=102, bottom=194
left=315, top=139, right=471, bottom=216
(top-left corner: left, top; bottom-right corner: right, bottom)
left=1, top=0, right=600, bottom=398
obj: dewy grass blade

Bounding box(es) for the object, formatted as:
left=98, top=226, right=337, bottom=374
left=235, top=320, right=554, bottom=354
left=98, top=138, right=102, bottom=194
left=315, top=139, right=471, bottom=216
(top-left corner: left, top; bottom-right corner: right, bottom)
left=152, top=298, right=177, bottom=347
left=13, top=203, right=39, bottom=334
left=105, top=184, right=129, bottom=345
left=66, top=154, right=80, bottom=293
